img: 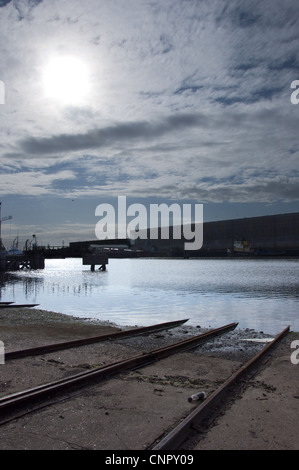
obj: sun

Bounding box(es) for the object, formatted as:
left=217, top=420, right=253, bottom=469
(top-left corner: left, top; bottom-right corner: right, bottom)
left=43, top=56, right=89, bottom=105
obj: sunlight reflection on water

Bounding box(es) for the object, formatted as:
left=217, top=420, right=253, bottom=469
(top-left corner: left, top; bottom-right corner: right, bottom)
left=0, top=257, right=298, bottom=335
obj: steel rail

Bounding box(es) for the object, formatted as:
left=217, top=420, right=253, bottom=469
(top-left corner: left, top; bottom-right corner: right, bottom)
left=5, top=319, right=188, bottom=361
left=152, top=325, right=290, bottom=450
left=0, top=322, right=238, bottom=416
left=0, top=304, right=39, bottom=308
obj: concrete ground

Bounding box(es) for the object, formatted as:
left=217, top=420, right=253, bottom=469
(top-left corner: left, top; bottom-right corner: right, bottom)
left=0, top=308, right=298, bottom=450
left=190, top=330, right=299, bottom=450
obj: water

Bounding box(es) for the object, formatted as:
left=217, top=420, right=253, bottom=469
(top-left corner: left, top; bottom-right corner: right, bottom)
left=0, top=258, right=298, bottom=335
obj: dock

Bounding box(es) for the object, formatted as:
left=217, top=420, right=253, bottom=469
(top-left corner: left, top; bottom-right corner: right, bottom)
left=82, top=253, right=109, bottom=271
left=4, top=251, right=45, bottom=271
left=0, top=250, right=110, bottom=272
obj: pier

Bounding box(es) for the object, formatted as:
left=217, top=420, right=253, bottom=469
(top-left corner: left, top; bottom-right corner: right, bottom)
left=0, top=249, right=110, bottom=272
left=82, top=253, right=109, bottom=271
left=4, top=251, right=45, bottom=271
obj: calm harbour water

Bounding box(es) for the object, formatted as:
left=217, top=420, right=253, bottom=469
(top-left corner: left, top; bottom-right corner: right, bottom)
left=0, top=257, right=298, bottom=335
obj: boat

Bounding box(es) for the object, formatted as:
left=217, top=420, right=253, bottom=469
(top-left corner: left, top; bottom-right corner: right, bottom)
left=232, top=239, right=255, bottom=255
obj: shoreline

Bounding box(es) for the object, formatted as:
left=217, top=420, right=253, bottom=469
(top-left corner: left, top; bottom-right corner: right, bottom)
left=0, top=306, right=282, bottom=362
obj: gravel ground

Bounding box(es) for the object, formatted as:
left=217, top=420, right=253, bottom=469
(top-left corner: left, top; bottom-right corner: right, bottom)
left=0, top=307, right=297, bottom=450
left=0, top=306, right=274, bottom=360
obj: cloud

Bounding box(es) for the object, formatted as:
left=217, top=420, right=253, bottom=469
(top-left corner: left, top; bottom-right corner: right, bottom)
left=0, top=0, right=12, bottom=7
left=2, top=102, right=298, bottom=206
left=0, top=0, right=43, bottom=20
left=181, top=177, right=299, bottom=204
left=0, top=0, right=299, bottom=245
left=16, top=113, right=209, bottom=156
left=0, top=169, right=76, bottom=195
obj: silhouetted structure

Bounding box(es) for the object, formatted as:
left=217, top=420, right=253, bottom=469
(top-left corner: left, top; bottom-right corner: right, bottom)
left=133, top=212, right=299, bottom=256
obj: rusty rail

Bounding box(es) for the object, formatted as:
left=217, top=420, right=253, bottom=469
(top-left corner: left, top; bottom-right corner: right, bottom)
left=0, top=322, right=238, bottom=416
left=0, top=304, right=39, bottom=308
left=152, top=325, right=290, bottom=450
left=5, top=318, right=188, bottom=360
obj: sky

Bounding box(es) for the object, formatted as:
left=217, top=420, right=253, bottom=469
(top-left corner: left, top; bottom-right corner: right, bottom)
left=0, top=0, right=299, bottom=247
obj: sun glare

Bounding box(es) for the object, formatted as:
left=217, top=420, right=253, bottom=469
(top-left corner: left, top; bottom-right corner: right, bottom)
left=43, top=56, right=89, bottom=105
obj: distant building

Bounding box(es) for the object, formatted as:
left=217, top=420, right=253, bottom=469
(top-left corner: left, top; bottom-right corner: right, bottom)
left=133, top=212, right=299, bottom=256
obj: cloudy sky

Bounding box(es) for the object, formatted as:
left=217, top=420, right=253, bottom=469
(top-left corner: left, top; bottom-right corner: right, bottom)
left=0, top=0, right=299, bottom=246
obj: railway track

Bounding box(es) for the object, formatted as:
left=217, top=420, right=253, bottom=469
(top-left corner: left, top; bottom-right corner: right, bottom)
left=0, top=322, right=237, bottom=419
left=0, top=303, right=39, bottom=308
left=5, top=318, right=189, bottom=360
left=0, top=321, right=289, bottom=450
left=151, top=325, right=290, bottom=450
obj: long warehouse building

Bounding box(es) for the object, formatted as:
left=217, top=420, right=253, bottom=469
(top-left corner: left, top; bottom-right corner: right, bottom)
left=133, top=211, right=299, bottom=256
